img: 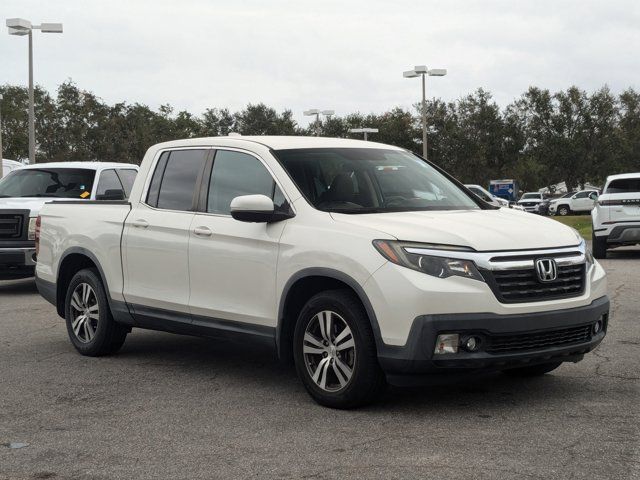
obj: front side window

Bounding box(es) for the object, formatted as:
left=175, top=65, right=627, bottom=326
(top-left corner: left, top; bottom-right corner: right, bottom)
left=146, top=150, right=206, bottom=211
left=0, top=168, right=95, bottom=199
left=274, top=148, right=479, bottom=213
left=207, top=150, right=283, bottom=214
left=606, top=179, right=640, bottom=194
left=574, top=191, right=590, bottom=199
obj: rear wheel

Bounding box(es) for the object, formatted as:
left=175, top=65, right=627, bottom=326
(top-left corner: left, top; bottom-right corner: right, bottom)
left=592, top=230, right=608, bottom=259
left=293, top=290, right=386, bottom=409
left=557, top=205, right=570, bottom=216
left=502, top=361, right=562, bottom=377
left=64, top=268, right=128, bottom=356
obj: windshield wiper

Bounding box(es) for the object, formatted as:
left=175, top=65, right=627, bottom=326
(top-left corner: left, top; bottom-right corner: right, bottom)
left=325, top=207, right=387, bottom=214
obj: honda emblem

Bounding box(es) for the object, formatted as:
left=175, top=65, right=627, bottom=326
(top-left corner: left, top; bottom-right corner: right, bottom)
left=535, top=258, right=558, bottom=282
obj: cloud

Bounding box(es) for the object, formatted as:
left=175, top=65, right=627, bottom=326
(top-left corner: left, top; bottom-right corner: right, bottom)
left=1, top=0, right=639, bottom=126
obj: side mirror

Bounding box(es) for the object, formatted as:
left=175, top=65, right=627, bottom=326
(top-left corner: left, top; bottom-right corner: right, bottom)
left=96, top=188, right=125, bottom=201
left=230, top=194, right=294, bottom=223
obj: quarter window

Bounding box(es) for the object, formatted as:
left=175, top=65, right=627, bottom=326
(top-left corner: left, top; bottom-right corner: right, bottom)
left=207, top=150, right=283, bottom=214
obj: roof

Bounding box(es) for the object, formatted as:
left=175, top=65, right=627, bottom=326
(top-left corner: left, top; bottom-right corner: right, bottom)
left=19, top=161, right=138, bottom=170
left=153, top=135, right=405, bottom=151
left=606, top=172, right=640, bottom=181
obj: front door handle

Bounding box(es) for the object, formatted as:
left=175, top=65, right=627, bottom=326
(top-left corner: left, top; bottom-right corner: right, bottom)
left=193, top=226, right=213, bottom=237
left=132, top=219, right=149, bottom=228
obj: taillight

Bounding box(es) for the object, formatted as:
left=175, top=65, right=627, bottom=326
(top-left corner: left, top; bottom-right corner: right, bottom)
left=35, top=216, right=42, bottom=256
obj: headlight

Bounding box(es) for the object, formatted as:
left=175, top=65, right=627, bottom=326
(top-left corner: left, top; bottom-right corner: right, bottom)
left=372, top=240, right=484, bottom=282
left=28, top=217, right=37, bottom=240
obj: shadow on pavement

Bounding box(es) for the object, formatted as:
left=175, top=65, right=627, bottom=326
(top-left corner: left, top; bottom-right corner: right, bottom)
left=113, top=328, right=590, bottom=413
left=0, top=278, right=38, bottom=295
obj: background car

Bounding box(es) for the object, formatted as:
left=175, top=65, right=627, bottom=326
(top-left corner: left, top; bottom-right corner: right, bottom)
left=1, top=158, right=24, bottom=177
left=549, top=190, right=599, bottom=216
left=516, top=192, right=545, bottom=213
left=464, top=184, right=509, bottom=207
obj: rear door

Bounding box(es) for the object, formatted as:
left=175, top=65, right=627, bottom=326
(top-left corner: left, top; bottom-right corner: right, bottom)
left=122, top=149, right=208, bottom=316
left=188, top=149, right=290, bottom=328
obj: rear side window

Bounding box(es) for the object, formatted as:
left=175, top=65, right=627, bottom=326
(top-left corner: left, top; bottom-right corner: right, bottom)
left=146, top=150, right=207, bottom=211
left=96, top=169, right=123, bottom=199
left=116, top=169, right=137, bottom=197
left=606, top=178, right=640, bottom=194
left=574, top=191, right=590, bottom=199
left=207, top=150, right=280, bottom=214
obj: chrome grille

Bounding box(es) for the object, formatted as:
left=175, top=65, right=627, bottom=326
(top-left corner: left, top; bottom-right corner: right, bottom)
left=485, top=264, right=586, bottom=303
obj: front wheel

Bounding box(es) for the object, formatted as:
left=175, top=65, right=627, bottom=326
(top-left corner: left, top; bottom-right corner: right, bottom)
left=557, top=205, right=570, bottom=216
left=64, top=268, right=128, bottom=356
left=293, top=290, right=386, bottom=409
left=502, top=361, right=562, bottom=377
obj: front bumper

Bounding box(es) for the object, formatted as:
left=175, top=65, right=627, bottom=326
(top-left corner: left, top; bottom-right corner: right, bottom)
left=378, top=296, right=609, bottom=386
left=0, top=246, right=36, bottom=280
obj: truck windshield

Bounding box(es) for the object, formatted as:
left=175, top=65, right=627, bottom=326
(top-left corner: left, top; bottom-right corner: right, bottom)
left=0, top=168, right=96, bottom=199
left=274, top=148, right=479, bottom=213
left=521, top=193, right=541, bottom=200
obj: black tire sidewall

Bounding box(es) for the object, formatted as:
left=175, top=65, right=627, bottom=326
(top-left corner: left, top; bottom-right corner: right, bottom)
left=293, top=290, right=383, bottom=408
left=558, top=206, right=569, bottom=216
left=64, top=269, right=114, bottom=356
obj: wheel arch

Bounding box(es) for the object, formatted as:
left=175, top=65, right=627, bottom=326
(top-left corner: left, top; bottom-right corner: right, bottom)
left=276, top=268, right=382, bottom=362
left=55, top=248, right=117, bottom=319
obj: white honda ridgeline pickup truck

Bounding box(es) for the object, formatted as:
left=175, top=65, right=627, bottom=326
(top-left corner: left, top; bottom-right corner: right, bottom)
left=35, top=137, right=609, bottom=409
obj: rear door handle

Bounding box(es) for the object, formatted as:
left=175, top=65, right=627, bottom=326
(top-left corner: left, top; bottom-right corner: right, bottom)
left=132, top=219, right=149, bottom=228
left=193, top=226, right=213, bottom=237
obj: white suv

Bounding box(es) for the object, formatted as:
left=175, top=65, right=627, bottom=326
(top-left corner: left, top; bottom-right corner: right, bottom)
left=592, top=173, right=640, bottom=258
left=549, top=190, right=599, bottom=216
left=35, top=137, right=609, bottom=408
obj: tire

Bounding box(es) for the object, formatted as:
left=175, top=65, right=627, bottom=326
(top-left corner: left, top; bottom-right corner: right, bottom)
left=502, top=361, right=562, bottom=377
left=293, top=289, right=386, bottom=409
left=557, top=205, right=570, bottom=216
left=592, top=230, right=608, bottom=259
left=64, top=268, right=128, bottom=356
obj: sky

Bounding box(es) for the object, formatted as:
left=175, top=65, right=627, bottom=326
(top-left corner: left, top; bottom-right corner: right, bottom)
left=1, top=0, right=639, bottom=126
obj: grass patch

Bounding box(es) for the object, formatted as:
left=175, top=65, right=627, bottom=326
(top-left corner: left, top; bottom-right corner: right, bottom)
left=550, top=215, right=592, bottom=239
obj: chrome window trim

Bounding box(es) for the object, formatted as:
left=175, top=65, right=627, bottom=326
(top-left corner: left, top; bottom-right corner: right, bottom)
left=404, top=241, right=586, bottom=271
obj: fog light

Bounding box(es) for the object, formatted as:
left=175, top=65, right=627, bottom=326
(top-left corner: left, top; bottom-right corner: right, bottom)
left=464, top=336, right=480, bottom=352
left=593, top=320, right=603, bottom=334
left=434, top=334, right=459, bottom=355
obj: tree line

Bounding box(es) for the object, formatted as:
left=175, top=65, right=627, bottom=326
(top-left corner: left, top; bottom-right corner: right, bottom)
left=1, top=81, right=639, bottom=191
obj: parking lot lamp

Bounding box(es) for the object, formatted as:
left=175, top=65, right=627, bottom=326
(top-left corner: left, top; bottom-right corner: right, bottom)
left=7, top=18, right=63, bottom=164
left=304, top=109, right=334, bottom=136
left=403, top=66, right=446, bottom=160
left=348, top=127, right=379, bottom=141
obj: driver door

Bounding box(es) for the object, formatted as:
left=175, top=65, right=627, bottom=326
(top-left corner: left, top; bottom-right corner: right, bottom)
left=188, top=149, right=290, bottom=328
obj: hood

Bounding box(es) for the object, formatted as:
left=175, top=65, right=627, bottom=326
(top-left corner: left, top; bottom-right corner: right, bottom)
left=331, top=208, right=581, bottom=251
left=0, top=197, right=61, bottom=216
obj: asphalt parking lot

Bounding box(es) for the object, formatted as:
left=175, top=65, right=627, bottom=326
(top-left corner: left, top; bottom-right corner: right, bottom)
left=1, top=249, right=639, bottom=480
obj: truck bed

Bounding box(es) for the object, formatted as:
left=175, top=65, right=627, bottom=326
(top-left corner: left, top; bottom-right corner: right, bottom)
left=35, top=201, right=132, bottom=305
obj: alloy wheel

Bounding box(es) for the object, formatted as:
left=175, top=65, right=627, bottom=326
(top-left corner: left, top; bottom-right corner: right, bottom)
left=303, top=310, right=356, bottom=392
left=69, top=283, right=99, bottom=343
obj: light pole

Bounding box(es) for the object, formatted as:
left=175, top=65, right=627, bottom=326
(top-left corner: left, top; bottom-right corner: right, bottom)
left=7, top=18, right=63, bottom=164
left=304, top=109, right=334, bottom=136
left=403, top=65, right=446, bottom=159
left=348, top=127, right=378, bottom=141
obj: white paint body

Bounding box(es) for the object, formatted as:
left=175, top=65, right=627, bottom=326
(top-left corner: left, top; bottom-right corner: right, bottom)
left=549, top=190, right=599, bottom=215
left=36, top=137, right=607, bottom=347
left=592, top=172, right=640, bottom=241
